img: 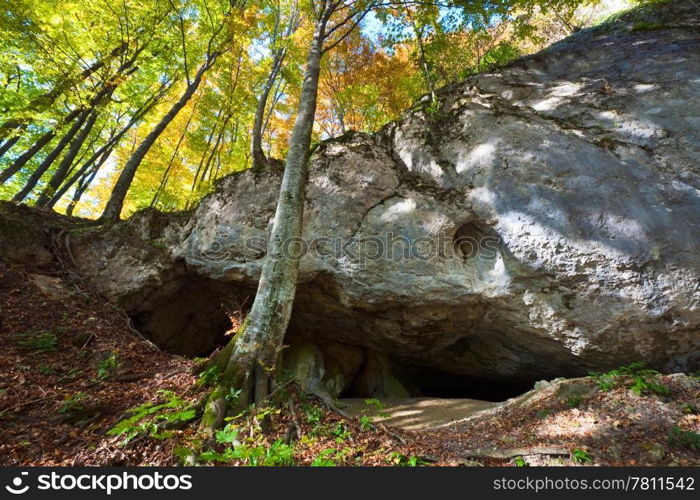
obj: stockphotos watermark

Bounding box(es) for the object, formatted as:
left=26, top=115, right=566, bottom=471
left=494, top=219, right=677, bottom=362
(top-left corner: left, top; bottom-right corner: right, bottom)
left=4, top=471, right=192, bottom=495
left=197, top=229, right=503, bottom=269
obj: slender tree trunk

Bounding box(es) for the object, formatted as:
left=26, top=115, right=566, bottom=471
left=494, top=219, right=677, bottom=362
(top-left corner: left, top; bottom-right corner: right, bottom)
left=47, top=83, right=170, bottom=209
left=100, top=56, right=218, bottom=221
left=251, top=50, right=285, bottom=168
left=34, top=108, right=101, bottom=205
left=65, top=145, right=113, bottom=216
left=0, top=135, right=20, bottom=159
left=199, top=111, right=232, bottom=187
left=201, top=26, right=324, bottom=432
left=150, top=98, right=199, bottom=208
left=10, top=109, right=91, bottom=202
left=0, top=66, right=133, bottom=185
left=191, top=109, right=222, bottom=192
left=406, top=11, right=436, bottom=105
left=0, top=129, right=58, bottom=184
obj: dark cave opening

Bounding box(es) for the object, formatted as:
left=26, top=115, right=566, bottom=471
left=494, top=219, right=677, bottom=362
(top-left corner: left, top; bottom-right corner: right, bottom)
left=129, top=276, right=252, bottom=357
left=130, top=280, right=538, bottom=402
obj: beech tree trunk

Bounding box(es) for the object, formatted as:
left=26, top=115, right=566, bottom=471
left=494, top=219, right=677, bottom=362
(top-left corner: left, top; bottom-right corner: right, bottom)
left=100, top=56, right=218, bottom=221
left=251, top=50, right=285, bottom=169
left=47, top=83, right=169, bottom=209
left=10, top=109, right=91, bottom=202
left=0, top=65, right=135, bottom=186
left=201, top=24, right=324, bottom=432
left=0, top=136, right=20, bottom=159
left=33, top=108, right=101, bottom=205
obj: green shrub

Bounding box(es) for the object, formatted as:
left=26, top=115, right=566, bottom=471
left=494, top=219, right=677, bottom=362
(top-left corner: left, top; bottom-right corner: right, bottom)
left=388, top=452, right=426, bottom=466
left=566, top=395, right=583, bottom=408
left=59, top=392, right=89, bottom=414
left=359, top=415, right=375, bottom=431
left=300, top=404, right=324, bottom=425
left=199, top=430, right=295, bottom=466
left=107, top=390, right=196, bottom=445
left=667, top=426, right=700, bottom=451
left=311, top=447, right=350, bottom=466
left=332, top=422, right=351, bottom=443
left=590, top=362, right=669, bottom=396
left=571, top=448, right=593, bottom=464
left=196, top=365, right=221, bottom=386
left=97, top=353, right=120, bottom=380
left=16, top=330, right=58, bottom=353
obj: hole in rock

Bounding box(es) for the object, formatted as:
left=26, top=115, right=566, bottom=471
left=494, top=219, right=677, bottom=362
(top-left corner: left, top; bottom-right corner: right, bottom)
left=130, top=276, right=252, bottom=357
left=453, top=221, right=502, bottom=260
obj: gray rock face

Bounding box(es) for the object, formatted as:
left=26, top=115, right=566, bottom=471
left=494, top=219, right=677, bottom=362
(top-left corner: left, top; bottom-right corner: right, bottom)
left=4, top=1, right=698, bottom=387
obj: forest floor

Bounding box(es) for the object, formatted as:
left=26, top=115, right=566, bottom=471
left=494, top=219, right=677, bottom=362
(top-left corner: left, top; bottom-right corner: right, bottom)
left=1, top=265, right=698, bottom=466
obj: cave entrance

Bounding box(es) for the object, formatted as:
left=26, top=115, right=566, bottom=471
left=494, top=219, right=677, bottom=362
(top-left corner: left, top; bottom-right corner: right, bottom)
left=130, top=276, right=252, bottom=357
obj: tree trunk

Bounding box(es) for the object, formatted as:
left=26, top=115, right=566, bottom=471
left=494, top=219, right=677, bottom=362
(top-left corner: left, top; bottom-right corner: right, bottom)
left=200, top=26, right=323, bottom=433
left=10, top=109, right=90, bottom=202
left=0, top=66, right=132, bottom=186
left=199, top=112, right=232, bottom=186
left=251, top=50, right=285, bottom=169
left=65, top=145, right=113, bottom=217
left=191, top=109, right=222, bottom=193
left=151, top=97, right=199, bottom=208
left=100, top=56, right=217, bottom=221
left=0, top=129, right=58, bottom=184
left=47, top=85, right=169, bottom=209
left=34, top=108, right=101, bottom=205
left=0, top=135, right=20, bottom=160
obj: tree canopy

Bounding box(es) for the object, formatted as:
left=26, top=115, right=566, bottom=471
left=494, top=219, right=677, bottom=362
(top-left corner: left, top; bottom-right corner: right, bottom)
left=0, top=0, right=633, bottom=219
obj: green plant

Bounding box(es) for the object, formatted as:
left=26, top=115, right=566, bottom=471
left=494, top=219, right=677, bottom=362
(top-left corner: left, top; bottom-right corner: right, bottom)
left=364, top=398, right=384, bottom=410
left=513, top=456, right=529, bottom=467
left=359, top=415, right=375, bottom=431
left=571, top=448, right=593, bottom=464
left=39, top=363, right=55, bottom=376
left=59, top=392, right=89, bottom=414
left=96, top=353, right=120, bottom=380
left=107, top=390, right=196, bottom=445
left=388, top=452, right=425, bottom=467
left=301, top=404, right=324, bottom=425
left=59, top=368, right=83, bottom=382
left=590, top=362, right=669, bottom=396
left=196, top=365, right=221, bottom=386
left=667, top=426, right=700, bottom=451
left=566, top=395, right=583, bottom=408
left=225, top=387, right=242, bottom=404
left=536, top=408, right=552, bottom=419
left=332, top=422, right=351, bottom=443
left=311, top=448, right=341, bottom=466
left=679, top=402, right=697, bottom=414
left=199, top=436, right=295, bottom=466
left=16, top=330, right=58, bottom=353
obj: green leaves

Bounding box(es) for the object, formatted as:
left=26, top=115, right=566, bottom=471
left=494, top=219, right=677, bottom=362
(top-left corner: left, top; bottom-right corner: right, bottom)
left=590, top=362, right=670, bottom=396
left=571, top=448, right=593, bottom=464
left=107, top=390, right=196, bottom=445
